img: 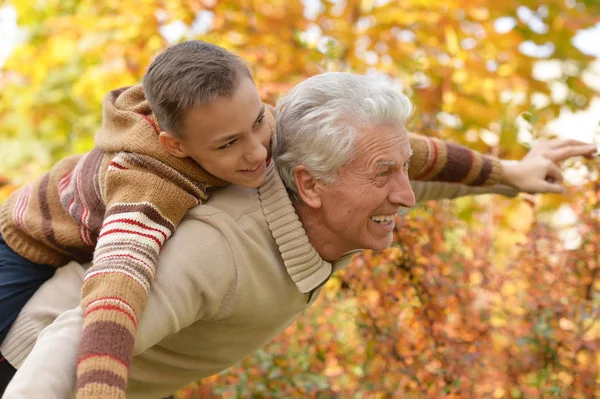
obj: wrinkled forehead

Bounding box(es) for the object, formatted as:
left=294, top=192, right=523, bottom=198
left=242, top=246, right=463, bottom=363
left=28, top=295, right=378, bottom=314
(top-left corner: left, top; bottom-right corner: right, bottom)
left=347, top=124, right=410, bottom=167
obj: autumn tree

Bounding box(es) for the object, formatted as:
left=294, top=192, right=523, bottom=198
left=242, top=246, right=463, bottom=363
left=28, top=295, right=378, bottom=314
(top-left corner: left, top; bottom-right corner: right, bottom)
left=0, top=0, right=598, bottom=397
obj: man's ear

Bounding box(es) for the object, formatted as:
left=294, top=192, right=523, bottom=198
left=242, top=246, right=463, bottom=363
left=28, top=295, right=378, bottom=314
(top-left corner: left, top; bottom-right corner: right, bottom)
left=159, top=131, right=188, bottom=158
left=293, top=165, right=322, bottom=209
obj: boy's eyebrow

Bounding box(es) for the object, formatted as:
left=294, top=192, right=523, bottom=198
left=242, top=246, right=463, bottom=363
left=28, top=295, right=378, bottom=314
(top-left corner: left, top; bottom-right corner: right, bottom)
left=214, top=132, right=240, bottom=145
left=213, top=105, right=266, bottom=145
left=253, top=104, right=266, bottom=126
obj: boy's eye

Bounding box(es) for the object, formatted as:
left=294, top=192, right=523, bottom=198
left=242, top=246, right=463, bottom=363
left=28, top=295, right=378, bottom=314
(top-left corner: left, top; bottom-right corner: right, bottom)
left=255, top=114, right=265, bottom=127
left=218, top=140, right=236, bottom=150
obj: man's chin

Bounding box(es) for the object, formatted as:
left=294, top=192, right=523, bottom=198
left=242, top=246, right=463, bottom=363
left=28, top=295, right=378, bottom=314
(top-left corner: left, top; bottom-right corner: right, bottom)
left=365, top=236, right=394, bottom=252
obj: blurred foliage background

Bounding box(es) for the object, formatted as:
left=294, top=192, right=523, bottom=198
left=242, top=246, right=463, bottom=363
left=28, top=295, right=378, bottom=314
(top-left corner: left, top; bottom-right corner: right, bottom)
left=0, top=0, right=599, bottom=397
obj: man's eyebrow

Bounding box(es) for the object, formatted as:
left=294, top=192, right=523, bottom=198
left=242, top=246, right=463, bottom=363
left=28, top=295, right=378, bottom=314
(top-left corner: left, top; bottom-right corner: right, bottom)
left=375, top=160, right=397, bottom=168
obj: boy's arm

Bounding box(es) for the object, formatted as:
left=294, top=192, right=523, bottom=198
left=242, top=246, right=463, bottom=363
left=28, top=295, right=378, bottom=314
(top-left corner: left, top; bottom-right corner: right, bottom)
left=408, top=133, right=503, bottom=186
left=409, top=136, right=597, bottom=194
left=4, top=219, right=236, bottom=398
left=75, top=155, right=209, bottom=399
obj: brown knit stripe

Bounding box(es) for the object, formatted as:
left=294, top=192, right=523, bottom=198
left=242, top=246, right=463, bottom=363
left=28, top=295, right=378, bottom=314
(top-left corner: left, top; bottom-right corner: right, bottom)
left=435, top=142, right=474, bottom=183
left=75, top=382, right=127, bottom=399
left=121, top=152, right=210, bottom=201
left=79, top=148, right=107, bottom=235
left=78, top=321, right=134, bottom=366
left=471, top=155, right=494, bottom=186
left=38, top=174, right=92, bottom=263
left=420, top=138, right=448, bottom=180
left=104, top=203, right=175, bottom=233
left=459, top=150, right=484, bottom=185
left=83, top=304, right=137, bottom=334
left=77, top=355, right=128, bottom=381
left=0, top=193, right=68, bottom=266
left=76, top=370, right=127, bottom=392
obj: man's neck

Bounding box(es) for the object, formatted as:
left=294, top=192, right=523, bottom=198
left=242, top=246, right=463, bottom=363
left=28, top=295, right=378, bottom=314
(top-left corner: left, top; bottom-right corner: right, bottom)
left=293, top=201, right=346, bottom=262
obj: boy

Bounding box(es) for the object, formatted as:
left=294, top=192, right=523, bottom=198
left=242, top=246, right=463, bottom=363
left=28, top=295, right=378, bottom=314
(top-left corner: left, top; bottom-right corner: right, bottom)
left=0, top=40, right=505, bottom=398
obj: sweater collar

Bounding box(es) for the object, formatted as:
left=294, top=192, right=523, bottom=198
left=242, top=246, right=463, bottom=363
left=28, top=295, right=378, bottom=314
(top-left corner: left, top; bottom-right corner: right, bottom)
left=259, top=164, right=354, bottom=293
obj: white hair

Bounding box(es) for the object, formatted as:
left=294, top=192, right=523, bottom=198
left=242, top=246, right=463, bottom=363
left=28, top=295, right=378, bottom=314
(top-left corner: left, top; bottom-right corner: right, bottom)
left=273, top=72, right=413, bottom=200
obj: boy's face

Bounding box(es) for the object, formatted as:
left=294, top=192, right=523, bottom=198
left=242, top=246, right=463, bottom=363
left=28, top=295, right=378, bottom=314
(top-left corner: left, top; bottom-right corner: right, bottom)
left=174, top=77, right=271, bottom=188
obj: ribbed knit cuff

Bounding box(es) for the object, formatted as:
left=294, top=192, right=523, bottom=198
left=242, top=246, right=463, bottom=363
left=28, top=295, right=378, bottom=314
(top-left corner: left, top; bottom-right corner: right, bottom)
left=0, top=316, right=43, bottom=368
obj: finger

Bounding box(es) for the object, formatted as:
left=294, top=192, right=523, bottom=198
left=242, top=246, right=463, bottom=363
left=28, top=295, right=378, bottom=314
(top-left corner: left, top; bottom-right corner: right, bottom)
left=538, top=181, right=566, bottom=194
left=544, top=144, right=598, bottom=162
left=545, top=139, right=592, bottom=150
left=583, top=146, right=599, bottom=159
left=546, top=162, right=564, bottom=184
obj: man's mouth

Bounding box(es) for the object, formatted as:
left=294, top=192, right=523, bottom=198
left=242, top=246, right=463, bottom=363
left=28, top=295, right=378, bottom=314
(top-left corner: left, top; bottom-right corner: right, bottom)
left=370, top=214, right=397, bottom=224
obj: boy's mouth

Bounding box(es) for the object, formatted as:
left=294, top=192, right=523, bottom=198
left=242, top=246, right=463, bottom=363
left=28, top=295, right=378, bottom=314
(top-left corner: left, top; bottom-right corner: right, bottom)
left=240, top=163, right=264, bottom=173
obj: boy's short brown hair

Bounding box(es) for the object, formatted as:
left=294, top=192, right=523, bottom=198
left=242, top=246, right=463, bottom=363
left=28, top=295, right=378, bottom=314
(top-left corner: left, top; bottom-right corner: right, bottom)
left=143, top=40, right=252, bottom=137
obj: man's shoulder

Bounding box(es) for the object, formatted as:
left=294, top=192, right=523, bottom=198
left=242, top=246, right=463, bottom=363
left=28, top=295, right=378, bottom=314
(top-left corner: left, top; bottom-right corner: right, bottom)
left=185, top=184, right=262, bottom=222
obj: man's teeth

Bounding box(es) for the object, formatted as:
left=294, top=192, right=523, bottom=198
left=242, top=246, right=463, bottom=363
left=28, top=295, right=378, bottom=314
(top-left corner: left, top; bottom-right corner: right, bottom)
left=370, top=214, right=396, bottom=224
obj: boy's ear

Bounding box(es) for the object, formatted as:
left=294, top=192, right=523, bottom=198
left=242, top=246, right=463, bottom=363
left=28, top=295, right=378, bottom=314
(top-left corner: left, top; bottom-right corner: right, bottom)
left=293, top=165, right=322, bottom=209
left=159, top=131, right=188, bottom=158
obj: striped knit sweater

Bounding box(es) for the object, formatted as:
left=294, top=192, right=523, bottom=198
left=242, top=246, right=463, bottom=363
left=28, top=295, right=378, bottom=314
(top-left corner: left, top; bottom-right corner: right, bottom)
left=0, top=85, right=502, bottom=399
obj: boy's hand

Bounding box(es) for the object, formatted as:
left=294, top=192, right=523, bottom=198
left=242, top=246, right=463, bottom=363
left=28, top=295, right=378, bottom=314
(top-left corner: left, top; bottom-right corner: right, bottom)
left=501, top=139, right=597, bottom=194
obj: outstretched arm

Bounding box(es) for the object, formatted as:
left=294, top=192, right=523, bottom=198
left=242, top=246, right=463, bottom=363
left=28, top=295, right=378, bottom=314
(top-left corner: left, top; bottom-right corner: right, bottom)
left=411, top=138, right=597, bottom=202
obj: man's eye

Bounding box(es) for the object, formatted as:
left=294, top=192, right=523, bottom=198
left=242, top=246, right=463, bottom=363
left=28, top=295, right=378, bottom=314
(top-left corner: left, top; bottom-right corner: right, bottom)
left=218, top=140, right=236, bottom=150
left=377, top=171, right=388, bottom=177
left=403, top=160, right=411, bottom=169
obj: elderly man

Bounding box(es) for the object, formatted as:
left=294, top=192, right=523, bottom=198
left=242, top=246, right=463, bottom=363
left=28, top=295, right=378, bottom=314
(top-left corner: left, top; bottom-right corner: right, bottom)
left=1, top=72, right=596, bottom=398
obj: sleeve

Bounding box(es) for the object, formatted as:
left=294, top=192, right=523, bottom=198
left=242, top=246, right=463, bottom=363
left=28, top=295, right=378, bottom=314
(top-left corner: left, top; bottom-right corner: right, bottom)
left=3, top=308, right=83, bottom=399
left=411, top=181, right=519, bottom=203
left=75, top=156, right=207, bottom=399
left=408, top=133, right=503, bottom=186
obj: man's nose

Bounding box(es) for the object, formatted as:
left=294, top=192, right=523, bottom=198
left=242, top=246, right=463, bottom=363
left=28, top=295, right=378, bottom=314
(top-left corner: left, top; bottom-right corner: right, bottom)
left=388, top=172, right=416, bottom=208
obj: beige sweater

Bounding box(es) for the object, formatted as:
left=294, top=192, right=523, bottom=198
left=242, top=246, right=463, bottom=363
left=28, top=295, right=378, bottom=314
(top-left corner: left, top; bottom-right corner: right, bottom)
left=2, top=167, right=517, bottom=399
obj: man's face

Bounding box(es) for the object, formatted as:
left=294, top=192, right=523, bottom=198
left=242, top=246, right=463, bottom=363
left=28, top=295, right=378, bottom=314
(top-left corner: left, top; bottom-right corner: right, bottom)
left=316, top=124, right=415, bottom=254
left=178, top=77, right=272, bottom=188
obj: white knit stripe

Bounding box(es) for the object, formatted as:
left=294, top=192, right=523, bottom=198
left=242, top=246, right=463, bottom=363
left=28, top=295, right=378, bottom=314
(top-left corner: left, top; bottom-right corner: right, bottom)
left=94, top=252, right=156, bottom=276
left=99, top=220, right=170, bottom=242
left=85, top=297, right=138, bottom=323
left=90, top=261, right=153, bottom=291
left=107, top=153, right=130, bottom=171
left=57, top=170, right=73, bottom=195
left=104, top=204, right=175, bottom=233
left=102, top=214, right=172, bottom=239
left=79, top=224, right=94, bottom=247
left=423, top=136, right=434, bottom=172
left=12, top=186, right=31, bottom=231
left=94, top=242, right=158, bottom=267
left=96, top=232, right=162, bottom=255
left=84, top=268, right=149, bottom=293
